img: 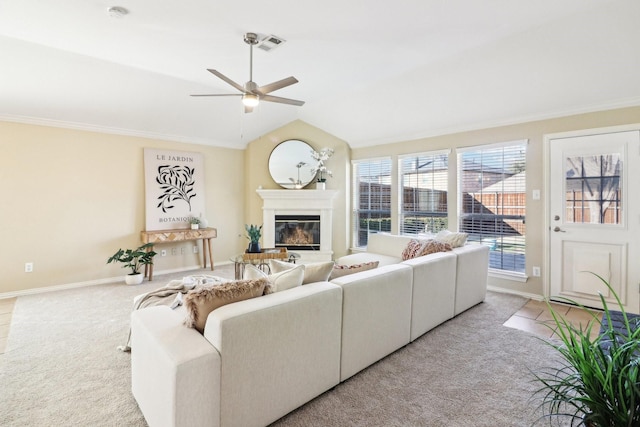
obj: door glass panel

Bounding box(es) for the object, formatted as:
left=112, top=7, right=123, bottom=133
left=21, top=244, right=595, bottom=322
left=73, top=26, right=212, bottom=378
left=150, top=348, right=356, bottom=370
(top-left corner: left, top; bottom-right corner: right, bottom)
left=565, top=153, right=622, bottom=225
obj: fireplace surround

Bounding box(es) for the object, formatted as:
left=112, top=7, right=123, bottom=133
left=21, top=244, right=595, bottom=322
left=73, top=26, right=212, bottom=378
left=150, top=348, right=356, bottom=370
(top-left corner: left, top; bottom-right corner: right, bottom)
left=257, top=189, right=338, bottom=262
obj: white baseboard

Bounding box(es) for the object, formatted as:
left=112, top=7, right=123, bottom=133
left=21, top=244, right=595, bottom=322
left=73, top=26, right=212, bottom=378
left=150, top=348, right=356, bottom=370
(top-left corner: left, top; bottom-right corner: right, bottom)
left=0, top=261, right=232, bottom=300
left=487, top=285, right=544, bottom=301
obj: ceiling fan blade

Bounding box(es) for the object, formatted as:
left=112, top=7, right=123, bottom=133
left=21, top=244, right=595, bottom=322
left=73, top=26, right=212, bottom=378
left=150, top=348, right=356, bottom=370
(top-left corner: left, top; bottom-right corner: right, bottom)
left=261, top=94, right=305, bottom=106
left=190, top=94, right=243, bottom=97
left=207, top=69, right=245, bottom=93
left=257, top=76, right=299, bottom=95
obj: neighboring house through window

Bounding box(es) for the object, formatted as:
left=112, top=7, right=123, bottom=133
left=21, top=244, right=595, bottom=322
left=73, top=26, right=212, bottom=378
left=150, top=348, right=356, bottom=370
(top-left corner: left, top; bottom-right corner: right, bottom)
left=352, top=158, right=392, bottom=248
left=458, top=140, right=527, bottom=276
left=399, top=150, right=450, bottom=235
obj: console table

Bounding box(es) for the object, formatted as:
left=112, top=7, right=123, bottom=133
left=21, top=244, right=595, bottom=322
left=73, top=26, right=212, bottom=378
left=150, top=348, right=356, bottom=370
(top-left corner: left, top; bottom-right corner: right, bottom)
left=140, top=227, right=217, bottom=281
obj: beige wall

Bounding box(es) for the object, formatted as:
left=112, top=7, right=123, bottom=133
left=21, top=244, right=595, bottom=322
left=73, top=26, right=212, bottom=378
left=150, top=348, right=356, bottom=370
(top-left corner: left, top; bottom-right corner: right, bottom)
left=0, top=121, right=245, bottom=295
left=244, top=120, right=351, bottom=258
left=351, top=106, right=640, bottom=297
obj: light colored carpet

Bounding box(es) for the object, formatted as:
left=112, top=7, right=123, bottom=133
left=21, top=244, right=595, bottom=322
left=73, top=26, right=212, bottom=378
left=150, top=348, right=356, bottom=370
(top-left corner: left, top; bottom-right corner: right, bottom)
left=0, top=268, right=561, bottom=426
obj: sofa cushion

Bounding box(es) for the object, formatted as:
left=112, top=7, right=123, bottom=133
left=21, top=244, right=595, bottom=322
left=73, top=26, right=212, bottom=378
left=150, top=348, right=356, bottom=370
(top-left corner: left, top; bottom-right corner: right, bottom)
left=435, top=230, right=468, bottom=248
left=244, top=263, right=305, bottom=293
left=329, top=261, right=379, bottom=280
left=269, top=259, right=334, bottom=284
left=184, top=277, right=270, bottom=333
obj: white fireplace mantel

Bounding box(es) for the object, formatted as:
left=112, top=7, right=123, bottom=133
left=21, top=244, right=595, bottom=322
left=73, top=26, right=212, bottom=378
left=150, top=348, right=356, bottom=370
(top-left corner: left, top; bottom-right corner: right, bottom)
left=257, top=189, right=338, bottom=262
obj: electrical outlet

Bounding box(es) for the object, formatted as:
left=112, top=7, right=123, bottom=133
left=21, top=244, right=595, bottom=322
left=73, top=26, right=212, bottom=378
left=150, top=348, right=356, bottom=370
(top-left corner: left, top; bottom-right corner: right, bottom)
left=25, top=262, right=33, bottom=273
left=161, top=250, right=167, bottom=257
left=180, top=247, right=185, bottom=254
left=532, top=266, right=541, bottom=277
left=193, top=246, right=199, bottom=254
left=171, top=248, right=177, bottom=256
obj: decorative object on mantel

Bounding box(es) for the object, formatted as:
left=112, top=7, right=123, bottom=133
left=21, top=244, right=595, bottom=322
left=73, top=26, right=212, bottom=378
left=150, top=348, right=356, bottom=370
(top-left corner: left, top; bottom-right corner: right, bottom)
left=245, top=224, right=263, bottom=253
left=106, top=243, right=157, bottom=285
left=311, top=147, right=334, bottom=190
left=268, top=139, right=316, bottom=189
left=189, top=216, right=200, bottom=229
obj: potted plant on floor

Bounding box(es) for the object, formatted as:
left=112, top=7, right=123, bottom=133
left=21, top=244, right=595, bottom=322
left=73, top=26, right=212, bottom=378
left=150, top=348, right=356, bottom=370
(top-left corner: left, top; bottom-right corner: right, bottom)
left=533, top=272, right=640, bottom=426
left=107, top=243, right=157, bottom=285
left=245, top=224, right=262, bottom=253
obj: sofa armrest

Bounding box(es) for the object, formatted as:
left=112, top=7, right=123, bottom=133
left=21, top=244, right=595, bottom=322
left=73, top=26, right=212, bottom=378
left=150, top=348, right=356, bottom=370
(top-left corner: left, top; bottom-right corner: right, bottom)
left=131, top=306, right=220, bottom=427
left=452, top=244, right=489, bottom=315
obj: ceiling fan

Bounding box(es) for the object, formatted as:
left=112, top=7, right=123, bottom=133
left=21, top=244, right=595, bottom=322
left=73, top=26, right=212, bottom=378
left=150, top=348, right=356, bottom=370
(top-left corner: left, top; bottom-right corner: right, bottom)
left=191, top=32, right=305, bottom=113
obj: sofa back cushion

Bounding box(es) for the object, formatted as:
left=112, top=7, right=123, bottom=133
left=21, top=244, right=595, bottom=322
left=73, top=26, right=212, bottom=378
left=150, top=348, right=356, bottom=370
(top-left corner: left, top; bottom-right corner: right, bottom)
left=366, top=233, right=413, bottom=258
left=184, top=277, right=269, bottom=333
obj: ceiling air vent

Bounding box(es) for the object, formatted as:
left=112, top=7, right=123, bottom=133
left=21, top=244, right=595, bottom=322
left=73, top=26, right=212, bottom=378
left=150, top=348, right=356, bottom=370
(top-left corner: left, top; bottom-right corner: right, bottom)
left=257, top=35, right=286, bottom=52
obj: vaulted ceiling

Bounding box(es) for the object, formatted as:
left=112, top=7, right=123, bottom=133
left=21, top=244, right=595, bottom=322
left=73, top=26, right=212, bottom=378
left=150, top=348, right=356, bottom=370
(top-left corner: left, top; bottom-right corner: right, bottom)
left=1, top=0, right=638, bottom=149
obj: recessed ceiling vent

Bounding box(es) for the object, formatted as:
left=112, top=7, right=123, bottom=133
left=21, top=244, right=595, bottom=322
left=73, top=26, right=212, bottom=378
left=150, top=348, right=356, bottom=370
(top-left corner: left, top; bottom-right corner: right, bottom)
left=257, top=35, right=286, bottom=52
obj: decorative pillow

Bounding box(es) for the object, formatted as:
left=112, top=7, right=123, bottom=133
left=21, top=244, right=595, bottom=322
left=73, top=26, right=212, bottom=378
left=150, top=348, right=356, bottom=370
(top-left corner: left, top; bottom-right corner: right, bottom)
left=329, top=261, right=379, bottom=280
left=418, top=239, right=453, bottom=256
left=269, top=259, right=334, bottom=284
left=245, top=262, right=305, bottom=293
left=184, top=277, right=270, bottom=333
left=435, top=230, right=468, bottom=248
left=269, top=264, right=306, bottom=292
left=402, top=239, right=427, bottom=260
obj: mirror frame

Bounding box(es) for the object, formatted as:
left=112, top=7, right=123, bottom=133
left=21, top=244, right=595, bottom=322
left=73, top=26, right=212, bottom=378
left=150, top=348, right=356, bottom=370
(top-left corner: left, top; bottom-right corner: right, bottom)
left=268, top=139, right=317, bottom=189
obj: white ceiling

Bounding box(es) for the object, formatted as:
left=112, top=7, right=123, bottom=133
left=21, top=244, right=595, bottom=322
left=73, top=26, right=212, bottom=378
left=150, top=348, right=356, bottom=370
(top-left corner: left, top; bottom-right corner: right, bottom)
left=1, top=0, right=639, bottom=149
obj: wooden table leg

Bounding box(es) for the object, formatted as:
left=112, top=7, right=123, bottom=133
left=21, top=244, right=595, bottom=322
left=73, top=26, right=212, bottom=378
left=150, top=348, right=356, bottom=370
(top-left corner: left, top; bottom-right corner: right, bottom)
left=207, top=238, right=214, bottom=270
left=146, top=246, right=154, bottom=281
left=202, top=239, right=208, bottom=269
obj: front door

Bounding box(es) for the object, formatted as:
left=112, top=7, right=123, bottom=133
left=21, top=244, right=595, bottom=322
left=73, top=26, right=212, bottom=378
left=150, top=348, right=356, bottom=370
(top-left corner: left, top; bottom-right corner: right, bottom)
left=548, top=129, right=640, bottom=314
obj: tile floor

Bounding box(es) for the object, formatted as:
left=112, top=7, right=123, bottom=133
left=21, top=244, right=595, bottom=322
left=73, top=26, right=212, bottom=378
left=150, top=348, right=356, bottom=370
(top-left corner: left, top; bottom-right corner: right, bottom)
left=503, top=298, right=603, bottom=340
left=0, top=296, right=603, bottom=354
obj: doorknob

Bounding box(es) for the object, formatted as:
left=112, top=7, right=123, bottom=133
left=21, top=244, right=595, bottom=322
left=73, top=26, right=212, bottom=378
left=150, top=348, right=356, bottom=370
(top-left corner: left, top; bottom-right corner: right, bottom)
left=554, top=215, right=560, bottom=221
left=553, top=226, right=566, bottom=233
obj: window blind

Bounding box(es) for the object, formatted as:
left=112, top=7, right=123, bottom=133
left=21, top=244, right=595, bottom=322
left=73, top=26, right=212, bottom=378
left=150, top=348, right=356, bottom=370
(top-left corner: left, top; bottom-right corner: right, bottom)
left=458, top=141, right=527, bottom=274
left=399, top=151, right=449, bottom=235
left=352, top=158, right=392, bottom=248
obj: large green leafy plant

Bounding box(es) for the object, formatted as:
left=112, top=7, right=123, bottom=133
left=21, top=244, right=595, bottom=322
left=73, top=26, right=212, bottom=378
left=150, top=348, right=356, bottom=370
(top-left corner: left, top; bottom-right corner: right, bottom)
left=533, top=273, right=640, bottom=426
left=245, top=224, right=262, bottom=243
left=107, top=243, right=157, bottom=275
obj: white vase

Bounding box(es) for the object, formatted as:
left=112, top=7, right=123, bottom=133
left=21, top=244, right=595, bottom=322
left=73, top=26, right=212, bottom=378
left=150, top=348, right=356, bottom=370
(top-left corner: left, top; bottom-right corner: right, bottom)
left=199, top=215, right=209, bottom=228
left=125, top=274, right=144, bottom=285
left=316, top=181, right=326, bottom=190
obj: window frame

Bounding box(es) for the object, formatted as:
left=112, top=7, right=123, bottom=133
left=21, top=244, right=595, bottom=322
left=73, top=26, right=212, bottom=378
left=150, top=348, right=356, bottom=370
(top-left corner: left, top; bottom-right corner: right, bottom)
left=457, top=140, right=528, bottom=279
left=351, top=157, right=393, bottom=249
left=398, top=149, right=451, bottom=236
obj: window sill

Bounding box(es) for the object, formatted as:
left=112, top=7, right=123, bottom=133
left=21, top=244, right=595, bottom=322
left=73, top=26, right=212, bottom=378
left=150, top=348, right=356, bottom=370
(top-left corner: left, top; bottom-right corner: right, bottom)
left=488, top=268, right=528, bottom=283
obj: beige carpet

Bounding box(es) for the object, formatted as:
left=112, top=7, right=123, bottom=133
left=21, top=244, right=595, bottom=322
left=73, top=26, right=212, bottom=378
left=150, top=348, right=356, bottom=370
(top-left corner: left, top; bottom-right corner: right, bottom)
left=0, top=268, right=561, bottom=426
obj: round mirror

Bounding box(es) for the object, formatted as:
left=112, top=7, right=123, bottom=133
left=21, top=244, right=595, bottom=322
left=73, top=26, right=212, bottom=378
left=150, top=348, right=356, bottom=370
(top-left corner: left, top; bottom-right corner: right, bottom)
left=268, top=139, right=317, bottom=189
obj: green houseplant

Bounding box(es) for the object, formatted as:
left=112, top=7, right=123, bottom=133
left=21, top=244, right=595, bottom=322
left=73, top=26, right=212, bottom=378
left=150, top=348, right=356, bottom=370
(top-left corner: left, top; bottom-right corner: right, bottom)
left=245, top=224, right=262, bottom=253
left=107, top=243, right=157, bottom=285
left=533, top=272, right=640, bottom=426
left=189, top=216, right=200, bottom=229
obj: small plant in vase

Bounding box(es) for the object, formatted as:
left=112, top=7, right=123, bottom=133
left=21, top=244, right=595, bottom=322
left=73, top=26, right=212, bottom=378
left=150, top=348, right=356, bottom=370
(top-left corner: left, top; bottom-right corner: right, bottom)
left=310, top=147, right=333, bottom=189
left=107, top=243, right=157, bottom=285
left=189, top=217, right=200, bottom=229
left=245, top=224, right=262, bottom=253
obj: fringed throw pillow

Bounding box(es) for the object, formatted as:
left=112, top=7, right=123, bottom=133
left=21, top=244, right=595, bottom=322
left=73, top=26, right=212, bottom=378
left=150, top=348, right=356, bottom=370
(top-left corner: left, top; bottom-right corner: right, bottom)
left=184, top=277, right=270, bottom=333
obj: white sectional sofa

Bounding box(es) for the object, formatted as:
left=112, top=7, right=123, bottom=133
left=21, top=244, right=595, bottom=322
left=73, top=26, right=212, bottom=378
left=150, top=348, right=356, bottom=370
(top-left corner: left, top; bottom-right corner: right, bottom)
left=130, top=232, right=489, bottom=427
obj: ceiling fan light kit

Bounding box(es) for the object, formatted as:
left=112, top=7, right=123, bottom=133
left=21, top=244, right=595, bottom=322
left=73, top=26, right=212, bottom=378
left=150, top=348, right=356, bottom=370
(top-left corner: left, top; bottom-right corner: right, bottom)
left=191, top=32, right=304, bottom=113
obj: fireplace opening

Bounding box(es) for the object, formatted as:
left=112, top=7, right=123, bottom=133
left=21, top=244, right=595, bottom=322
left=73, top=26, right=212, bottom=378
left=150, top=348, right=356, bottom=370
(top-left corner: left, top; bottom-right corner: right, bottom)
left=275, top=215, right=320, bottom=250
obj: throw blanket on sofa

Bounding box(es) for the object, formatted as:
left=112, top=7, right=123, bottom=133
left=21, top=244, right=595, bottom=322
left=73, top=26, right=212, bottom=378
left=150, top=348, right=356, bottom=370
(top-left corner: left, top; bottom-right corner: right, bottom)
left=118, top=275, right=230, bottom=352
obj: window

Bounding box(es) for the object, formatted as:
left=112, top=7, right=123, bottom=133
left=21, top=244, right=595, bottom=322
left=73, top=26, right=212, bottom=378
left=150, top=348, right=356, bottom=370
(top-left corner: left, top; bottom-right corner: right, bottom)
left=352, top=158, right=392, bottom=248
left=458, top=141, right=527, bottom=275
left=399, top=151, right=449, bottom=235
